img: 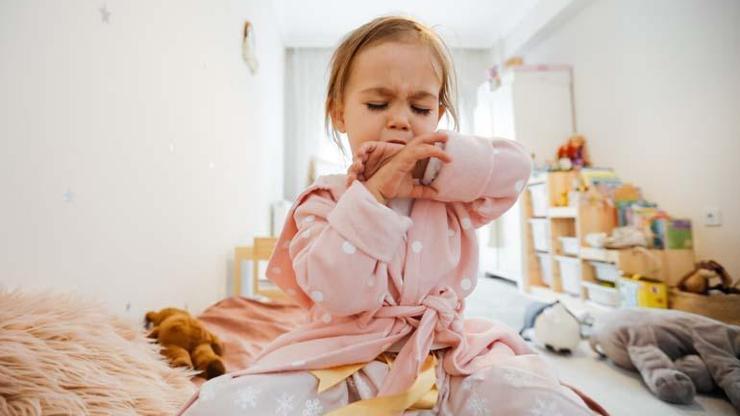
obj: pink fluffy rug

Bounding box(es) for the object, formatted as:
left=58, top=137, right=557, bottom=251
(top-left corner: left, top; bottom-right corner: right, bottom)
left=0, top=290, right=195, bottom=415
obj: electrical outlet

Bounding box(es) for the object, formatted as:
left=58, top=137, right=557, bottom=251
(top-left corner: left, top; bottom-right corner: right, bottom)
left=704, top=207, right=722, bottom=226
left=125, top=302, right=132, bottom=312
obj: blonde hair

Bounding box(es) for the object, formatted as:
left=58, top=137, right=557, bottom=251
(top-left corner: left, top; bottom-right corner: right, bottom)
left=324, top=16, right=459, bottom=153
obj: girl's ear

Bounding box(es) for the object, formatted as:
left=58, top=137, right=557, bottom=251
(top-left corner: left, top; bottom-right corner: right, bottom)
left=330, top=100, right=347, bottom=133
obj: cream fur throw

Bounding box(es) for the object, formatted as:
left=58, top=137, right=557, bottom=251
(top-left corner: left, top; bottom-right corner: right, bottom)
left=0, top=290, right=195, bottom=415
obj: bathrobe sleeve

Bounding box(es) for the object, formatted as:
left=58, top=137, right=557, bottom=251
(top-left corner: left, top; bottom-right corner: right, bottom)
left=268, top=178, right=413, bottom=317
left=429, top=133, right=533, bottom=228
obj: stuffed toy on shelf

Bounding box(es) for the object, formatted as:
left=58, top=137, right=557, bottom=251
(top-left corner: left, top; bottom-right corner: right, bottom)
left=556, top=134, right=591, bottom=170
left=681, top=260, right=737, bottom=295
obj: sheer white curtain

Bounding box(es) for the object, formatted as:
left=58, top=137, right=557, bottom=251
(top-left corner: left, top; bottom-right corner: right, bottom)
left=283, top=48, right=346, bottom=200
left=283, top=47, right=490, bottom=200
left=449, top=49, right=491, bottom=134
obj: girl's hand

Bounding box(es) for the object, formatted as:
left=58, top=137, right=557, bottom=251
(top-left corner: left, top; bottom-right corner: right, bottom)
left=363, top=133, right=451, bottom=204
left=346, top=141, right=404, bottom=186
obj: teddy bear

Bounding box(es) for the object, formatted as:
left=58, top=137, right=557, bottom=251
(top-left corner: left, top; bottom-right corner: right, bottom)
left=681, top=260, right=737, bottom=295
left=556, top=134, right=591, bottom=170
left=145, top=307, right=226, bottom=380
left=589, top=308, right=739, bottom=410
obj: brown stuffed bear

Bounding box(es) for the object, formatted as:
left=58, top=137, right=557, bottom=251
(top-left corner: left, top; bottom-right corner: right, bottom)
left=681, top=260, right=737, bottom=295
left=145, top=307, right=226, bottom=379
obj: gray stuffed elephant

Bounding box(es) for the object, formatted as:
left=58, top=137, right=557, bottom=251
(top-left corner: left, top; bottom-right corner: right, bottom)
left=589, top=308, right=739, bottom=410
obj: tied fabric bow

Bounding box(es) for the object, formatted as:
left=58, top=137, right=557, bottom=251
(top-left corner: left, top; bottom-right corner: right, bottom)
left=375, top=287, right=462, bottom=397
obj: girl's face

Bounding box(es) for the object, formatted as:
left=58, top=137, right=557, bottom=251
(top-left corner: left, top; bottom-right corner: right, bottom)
left=331, top=41, right=446, bottom=155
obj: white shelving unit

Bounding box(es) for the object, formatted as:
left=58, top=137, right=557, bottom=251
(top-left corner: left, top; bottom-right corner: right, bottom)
left=520, top=170, right=696, bottom=308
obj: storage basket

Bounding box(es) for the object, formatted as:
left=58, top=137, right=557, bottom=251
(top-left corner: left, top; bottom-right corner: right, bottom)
left=670, top=262, right=740, bottom=325
left=528, top=183, right=548, bottom=217
left=559, top=237, right=580, bottom=256
left=589, top=261, right=620, bottom=283
left=555, top=256, right=581, bottom=296
left=618, top=275, right=668, bottom=309
left=583, top=281, right=621, bottom=307
left=536, top=252, right=553, bottom=286
left=529, top=219, right=550, bottom=252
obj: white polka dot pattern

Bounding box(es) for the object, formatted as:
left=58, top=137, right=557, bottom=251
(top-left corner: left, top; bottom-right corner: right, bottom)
left=342, top=241, right=356, bottom=254
left=461, top=218, right=472, bottom=229
left=310, top=290, right=324, bottom=303
left=412, top=241, right=423, bottom=253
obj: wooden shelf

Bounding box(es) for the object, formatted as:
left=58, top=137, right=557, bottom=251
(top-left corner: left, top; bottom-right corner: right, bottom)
left=580, top=247, right=621, bottom=263
left=582, top=247, right=694, bottom=286
left=548, top=207, right=577, bottom=218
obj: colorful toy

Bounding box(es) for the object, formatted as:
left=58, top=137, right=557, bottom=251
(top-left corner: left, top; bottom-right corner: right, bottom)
left=557, top=134, right=591, bottom=170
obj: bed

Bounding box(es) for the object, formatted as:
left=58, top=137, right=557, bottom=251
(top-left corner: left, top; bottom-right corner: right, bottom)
left=194, top=295, right=305, bottom=382
left=0, top=290, right=196, bottom=415
left=0, top=288, right=305, bottom=415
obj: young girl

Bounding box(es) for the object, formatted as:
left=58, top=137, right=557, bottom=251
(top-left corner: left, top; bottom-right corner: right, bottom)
left=179, top=16, right=603, bottom=416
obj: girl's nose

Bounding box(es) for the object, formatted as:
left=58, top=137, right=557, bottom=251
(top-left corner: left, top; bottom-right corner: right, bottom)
left=387, top=109, right=410, bottom=131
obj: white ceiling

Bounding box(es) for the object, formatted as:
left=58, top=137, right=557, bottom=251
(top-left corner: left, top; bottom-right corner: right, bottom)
left=272, top=0, right=539, bottom=49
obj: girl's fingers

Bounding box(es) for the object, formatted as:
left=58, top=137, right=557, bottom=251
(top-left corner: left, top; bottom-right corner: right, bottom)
left=350, top=159, right=365, bottom=173
left=383, top=142, right=407, bottom=151
left=353, top=145, right=370, bottom=163
left=355, top=151, right=368, bottom=164
left=357, top=142, right=378, bottom=156
left=413, top=132, right=449, bottom=145
left=405, top=144, right=452, bottom=164
left=363, top=142, right=402, bottom=176
left=346, top=159, right=365, bottom=185
left=351, top=137, right=448, bottom=187
left=428, top=147, right=452, bottom=163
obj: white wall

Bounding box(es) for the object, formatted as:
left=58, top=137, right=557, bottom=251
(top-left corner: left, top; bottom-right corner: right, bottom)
left=0, top=1, right=285, bottom=318
left=522, top=0, right=740, bottom=277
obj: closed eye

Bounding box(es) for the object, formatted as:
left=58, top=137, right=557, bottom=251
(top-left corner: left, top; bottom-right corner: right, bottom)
left=411, top=106, right=431, bottom=116
left=366, top=103, right=387, bottom=111
left=366, top=103, right=431, bottom=116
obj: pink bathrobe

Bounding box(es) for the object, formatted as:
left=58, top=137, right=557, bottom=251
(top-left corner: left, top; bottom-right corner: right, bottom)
left=179, top=132, right=600, bottom=415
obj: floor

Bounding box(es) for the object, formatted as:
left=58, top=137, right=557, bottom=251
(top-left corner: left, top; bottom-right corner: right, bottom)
left=466, top=275, right=736, bottom=416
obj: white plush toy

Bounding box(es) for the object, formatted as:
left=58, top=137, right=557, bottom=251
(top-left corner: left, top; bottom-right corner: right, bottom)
left=521, top=301, right=582, bottom=354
